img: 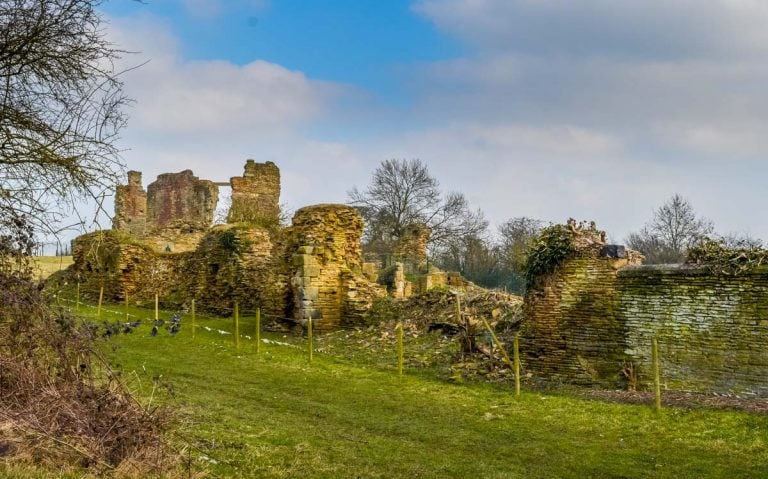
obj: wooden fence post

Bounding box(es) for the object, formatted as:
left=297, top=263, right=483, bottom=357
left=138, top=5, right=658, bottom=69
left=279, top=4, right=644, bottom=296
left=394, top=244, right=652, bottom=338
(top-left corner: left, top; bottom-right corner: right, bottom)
left=481, top=318, right=515, bottom=370
left=191, top=299, right=196, bottom=340
left=234, top=301, right=240, bottom=349
left=513, top=332, right=521, bottom=398
left=97, top=282, right=104, bottom=318
left=652, top=336, right=662, bottom=412
left=255, top=307, right=261, bottom=355
left=397, top=322, right=404, bottom=377
left=154, top=292, right=159, bottom=321
left=307, top=315, right=313, bottom=364
left=124, top=291, right=129, bottom=322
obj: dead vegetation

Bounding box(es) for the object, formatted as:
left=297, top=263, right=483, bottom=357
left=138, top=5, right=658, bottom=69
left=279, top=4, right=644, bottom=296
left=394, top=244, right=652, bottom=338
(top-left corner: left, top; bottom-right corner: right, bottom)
left=319, top=286, right=524, bottom=382
left=0, top=216, right=177, bottom=477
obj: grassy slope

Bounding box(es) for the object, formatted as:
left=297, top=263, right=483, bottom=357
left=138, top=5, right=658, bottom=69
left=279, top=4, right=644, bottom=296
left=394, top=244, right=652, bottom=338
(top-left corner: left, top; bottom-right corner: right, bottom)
left=7, top=303, right=768, bottom=478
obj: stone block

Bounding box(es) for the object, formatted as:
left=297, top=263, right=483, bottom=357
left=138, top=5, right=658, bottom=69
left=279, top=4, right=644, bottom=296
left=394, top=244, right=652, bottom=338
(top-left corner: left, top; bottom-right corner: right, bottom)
left=293, top=254, right=315, bottom=266
left=300, top=287, right=319, bottom=301
left=305, top=266, right=321, bottom=277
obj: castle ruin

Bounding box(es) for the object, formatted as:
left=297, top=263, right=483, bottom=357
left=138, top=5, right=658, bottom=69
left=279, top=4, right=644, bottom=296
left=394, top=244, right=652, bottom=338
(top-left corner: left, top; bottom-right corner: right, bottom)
left=72, top=160, right=450, bottom=331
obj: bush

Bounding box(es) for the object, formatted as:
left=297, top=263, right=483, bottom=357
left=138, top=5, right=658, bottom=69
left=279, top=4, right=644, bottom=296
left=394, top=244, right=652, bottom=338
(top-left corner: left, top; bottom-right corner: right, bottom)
left=0, top=217, right=175, bottom=476
left=524, top=224, right=577, bottom=288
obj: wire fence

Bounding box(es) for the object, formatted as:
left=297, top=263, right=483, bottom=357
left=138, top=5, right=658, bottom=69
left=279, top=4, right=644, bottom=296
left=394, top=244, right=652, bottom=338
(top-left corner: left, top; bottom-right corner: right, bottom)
left=54, top=291, right=667, bottom=476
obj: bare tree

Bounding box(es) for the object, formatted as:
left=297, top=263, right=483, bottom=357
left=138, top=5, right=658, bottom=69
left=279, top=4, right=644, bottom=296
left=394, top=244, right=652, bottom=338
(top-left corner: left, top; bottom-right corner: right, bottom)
left=626, top=194, right=714, bottom=263
left=0, top=0, right=129, bottom=238
left=498, top=217, right=543, bottom=272
left=494, top=216, right=543, bottom=293
left=348, top=159, right=487, bottom=255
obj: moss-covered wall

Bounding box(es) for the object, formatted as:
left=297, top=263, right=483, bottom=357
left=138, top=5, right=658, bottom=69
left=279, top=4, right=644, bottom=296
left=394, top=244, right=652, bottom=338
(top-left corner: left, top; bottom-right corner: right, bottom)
left=177, top=225, right=289, bottom=317
left=71, top=230, right=186, bottom=305
left=618, top=265, right=768, bottom=397
left=521, top=256, right=632, bottom=388
left=524, top=257, right=768, bottom=397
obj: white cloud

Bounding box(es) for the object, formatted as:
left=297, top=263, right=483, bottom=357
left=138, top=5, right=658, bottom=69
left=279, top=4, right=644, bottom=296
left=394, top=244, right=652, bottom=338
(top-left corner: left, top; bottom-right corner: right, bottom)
left=414, top=0, right=768, bottom=59
left=410, top=0, right=768, bottom=167
left=95, top=3, right=768, bottom=245
left=110, top=16, right=337, bottom=138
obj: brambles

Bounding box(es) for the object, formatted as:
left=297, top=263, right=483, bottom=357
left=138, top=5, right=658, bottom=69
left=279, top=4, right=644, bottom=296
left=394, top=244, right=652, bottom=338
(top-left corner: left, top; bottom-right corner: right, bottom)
left=0, top=217, right=175, bottom=475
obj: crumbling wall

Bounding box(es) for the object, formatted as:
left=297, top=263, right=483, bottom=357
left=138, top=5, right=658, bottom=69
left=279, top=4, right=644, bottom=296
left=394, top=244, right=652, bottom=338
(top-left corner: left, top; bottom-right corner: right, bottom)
left=289, top=204, right=385, bottom=331
left=523, top=240, right=768, bottom=396
left=521, top=248, right=637, bottom=388
left=178, top=225, right=289, bottom=317
left=393, top=224, right=431, bottom=267
left=618, top=265, right=768, bottom=397
left=378, top=263, right=410, bottom=299
left=71, top=230, right=184, bottom=305
left=228, top=160, right=281, bottom=226
left=146, top=170, right=218, bottom=232
left=89, top=162, right=402, bottom=328
left=113, top=171, right=147, bottom=236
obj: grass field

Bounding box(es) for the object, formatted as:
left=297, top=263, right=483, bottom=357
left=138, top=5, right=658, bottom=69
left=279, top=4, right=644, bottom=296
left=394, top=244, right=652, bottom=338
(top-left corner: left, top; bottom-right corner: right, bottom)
left=6, top=301, right=768, bottom=478
left=32, top=255, right=73, bottom=279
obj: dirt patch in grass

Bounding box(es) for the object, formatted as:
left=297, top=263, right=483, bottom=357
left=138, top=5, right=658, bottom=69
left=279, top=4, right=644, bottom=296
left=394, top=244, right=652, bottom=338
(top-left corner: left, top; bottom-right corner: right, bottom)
left=579, top=389, right=768, bottom=414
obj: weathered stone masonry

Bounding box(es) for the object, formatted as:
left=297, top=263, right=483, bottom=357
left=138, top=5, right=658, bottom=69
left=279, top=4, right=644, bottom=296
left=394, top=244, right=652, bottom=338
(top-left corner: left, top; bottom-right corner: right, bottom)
left=228, top=160, right=281, bottom=225
left=289, top=204, right=385, bottom=331
left=521, top=247, right=639, bottom=387
left=618, top=265, right=768, bottom=397
left=72, top=161, right=386, bottom=330
left=113, top=171, right=147, bottom=236
left=523, top=248, right=768, bottom=397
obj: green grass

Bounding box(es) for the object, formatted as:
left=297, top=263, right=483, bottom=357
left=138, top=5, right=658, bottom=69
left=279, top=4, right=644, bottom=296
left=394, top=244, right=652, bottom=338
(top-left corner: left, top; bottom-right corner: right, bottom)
left=13, top=301, right=768, bottom=478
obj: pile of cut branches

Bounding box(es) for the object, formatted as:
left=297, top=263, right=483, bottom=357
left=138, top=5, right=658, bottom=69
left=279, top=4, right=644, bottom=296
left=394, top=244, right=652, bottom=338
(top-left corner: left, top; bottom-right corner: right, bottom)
left=369, top=287, right=522, bottom=333
left=686, top=238, right=768, bottom=275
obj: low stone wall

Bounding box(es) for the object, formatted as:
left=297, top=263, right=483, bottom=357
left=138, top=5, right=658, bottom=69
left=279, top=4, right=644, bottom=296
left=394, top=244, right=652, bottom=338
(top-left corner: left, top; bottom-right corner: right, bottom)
left=618, top=265, right=768, bottom=396
left=71, top=230, right=186, bottom=305
left=523, top=256, right=768, bottom=396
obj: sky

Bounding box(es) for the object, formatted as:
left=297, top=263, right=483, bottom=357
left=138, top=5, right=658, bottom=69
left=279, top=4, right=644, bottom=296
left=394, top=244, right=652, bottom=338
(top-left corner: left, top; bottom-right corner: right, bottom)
left=93, top=0, right=768, bottom=244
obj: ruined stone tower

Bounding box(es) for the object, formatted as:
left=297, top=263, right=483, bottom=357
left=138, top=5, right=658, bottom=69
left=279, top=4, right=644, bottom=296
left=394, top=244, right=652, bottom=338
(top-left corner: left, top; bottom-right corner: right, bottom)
left=227, top=160, right=281, bottom=226
left=146, top=170, right=219, bottom=231
left=393, top=223, right=431, bottom=266
left=290, top=204, right=384, bottom=331
left=113, top=171, right=148, bottom=236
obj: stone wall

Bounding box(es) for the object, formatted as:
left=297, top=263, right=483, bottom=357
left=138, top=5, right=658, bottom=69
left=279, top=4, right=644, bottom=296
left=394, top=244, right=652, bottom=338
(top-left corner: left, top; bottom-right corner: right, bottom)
left=147, top=170, right=219, bottom=232
left=71, top=230, right=184, bottom=305
left=228, top=160, right=281, bottom=226
left=523, top=252, right=768, bottom=396
left=618, top=265, right=768, bottom=396
left=81, top=161, right=433, bottom=329
left=178, top=225, right=289, bottom=317
left=113, top=171, right=147, bottom=236
left=521, top=252, right=635, bottom=387
left=113, top=169, right=220, bottom=253
left=289, top=204, right=385, bottom=331
left=393, top=224, right=431, bottom=267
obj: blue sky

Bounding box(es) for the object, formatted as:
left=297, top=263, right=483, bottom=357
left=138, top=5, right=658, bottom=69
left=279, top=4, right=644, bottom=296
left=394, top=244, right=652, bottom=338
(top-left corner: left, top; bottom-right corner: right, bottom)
left=103, top=0, right=459, bottom=105
left=93, top=0, right=768, bottom=243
